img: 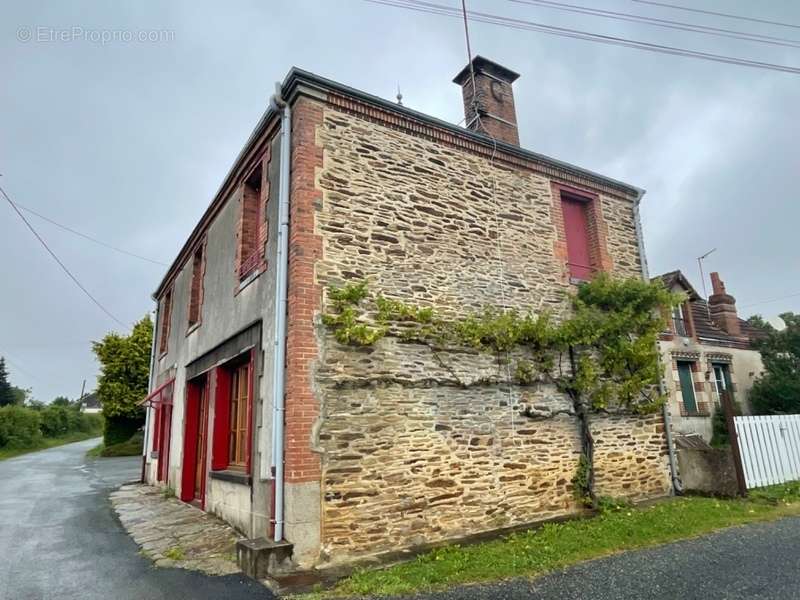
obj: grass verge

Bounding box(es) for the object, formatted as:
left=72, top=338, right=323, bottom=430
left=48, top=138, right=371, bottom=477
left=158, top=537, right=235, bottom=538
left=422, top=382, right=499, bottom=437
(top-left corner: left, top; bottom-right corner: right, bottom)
left=0, top=431, right=102, bottom=461
left=87, top=430, right=144, bottom=458
left=305, top=482, right=800, bottom=598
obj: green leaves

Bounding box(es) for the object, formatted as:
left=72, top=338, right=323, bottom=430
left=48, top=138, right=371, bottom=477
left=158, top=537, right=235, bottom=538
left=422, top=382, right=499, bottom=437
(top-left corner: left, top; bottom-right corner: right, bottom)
left=321, top=276, right=678, bottom=412
left=750, top=312, right=800, bottom=415
left=92, top=315, right=153, bottom=419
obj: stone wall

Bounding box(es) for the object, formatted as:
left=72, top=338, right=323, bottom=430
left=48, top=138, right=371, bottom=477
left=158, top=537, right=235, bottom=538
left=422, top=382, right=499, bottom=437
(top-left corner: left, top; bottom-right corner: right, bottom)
left=308, top=105, right=668, bottom=564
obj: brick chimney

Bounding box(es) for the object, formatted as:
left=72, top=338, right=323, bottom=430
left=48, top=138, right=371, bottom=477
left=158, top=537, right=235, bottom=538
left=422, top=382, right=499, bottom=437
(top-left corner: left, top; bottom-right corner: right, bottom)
left=453, top=56, right=520, bottom=146
left=708, top=272, right=742, bottom=336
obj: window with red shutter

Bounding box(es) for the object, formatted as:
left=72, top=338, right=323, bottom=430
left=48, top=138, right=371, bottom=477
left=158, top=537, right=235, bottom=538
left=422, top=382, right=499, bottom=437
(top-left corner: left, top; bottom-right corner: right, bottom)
left=210, top=351, right=254, bottom=474
left=561, top=196, right=592, bottom=281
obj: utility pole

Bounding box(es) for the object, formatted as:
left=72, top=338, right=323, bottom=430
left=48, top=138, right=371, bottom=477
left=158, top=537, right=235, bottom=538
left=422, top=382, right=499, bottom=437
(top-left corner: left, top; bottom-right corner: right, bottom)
left=79, top=379, right=86, bottom=402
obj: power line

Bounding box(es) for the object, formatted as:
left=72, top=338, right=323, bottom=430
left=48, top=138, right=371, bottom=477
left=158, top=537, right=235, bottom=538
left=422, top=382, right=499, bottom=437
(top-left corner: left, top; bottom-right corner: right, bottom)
left=506, top=0, right=800, bottom=48
left=1, top=183, right=128, bottom=328
left=364, top=0, right=800, bottom=75
left=740, top=291, right=800, bottom=310
left=14, top=202, right=168, bottom=267
left=631, top=0, right=800, bottom=31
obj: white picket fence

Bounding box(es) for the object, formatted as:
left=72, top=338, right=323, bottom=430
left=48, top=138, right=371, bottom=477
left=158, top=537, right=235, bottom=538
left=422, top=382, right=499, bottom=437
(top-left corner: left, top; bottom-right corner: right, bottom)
left=734, top=415, right=800, bottom=489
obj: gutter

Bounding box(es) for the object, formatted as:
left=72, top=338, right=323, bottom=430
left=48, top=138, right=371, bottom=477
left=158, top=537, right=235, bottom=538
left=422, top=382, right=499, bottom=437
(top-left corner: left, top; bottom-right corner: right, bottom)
left=267, top=83, right=291, bottom=542
left=141, top=303, right=159, bottom=483
left=633, top=191, right=682, bottom=495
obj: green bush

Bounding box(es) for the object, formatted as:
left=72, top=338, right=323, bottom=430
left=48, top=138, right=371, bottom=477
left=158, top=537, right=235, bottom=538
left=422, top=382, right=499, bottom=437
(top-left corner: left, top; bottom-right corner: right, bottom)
left=104, top=415, right=143, bottom=446
left=0, top=406, right=43, bottom=449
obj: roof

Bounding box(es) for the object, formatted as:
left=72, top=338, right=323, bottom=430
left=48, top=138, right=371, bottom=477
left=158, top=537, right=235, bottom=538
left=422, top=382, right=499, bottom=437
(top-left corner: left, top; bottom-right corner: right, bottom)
left=80, top=392, right=100, bottom=409
left=654, top=270, right=763, bottom=350
left=655, top=270, right=700, bottom=300
left=153, top=66, right=645, bottom=299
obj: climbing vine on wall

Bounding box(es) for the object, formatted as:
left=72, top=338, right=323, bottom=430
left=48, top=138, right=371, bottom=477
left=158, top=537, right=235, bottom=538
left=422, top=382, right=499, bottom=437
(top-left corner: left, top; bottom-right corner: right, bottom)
left=322, top=274, right=680, bottom=506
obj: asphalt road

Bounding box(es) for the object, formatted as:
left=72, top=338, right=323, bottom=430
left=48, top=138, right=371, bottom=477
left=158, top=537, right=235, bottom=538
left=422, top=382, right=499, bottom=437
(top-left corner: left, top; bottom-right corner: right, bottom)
left=0, top=438, right=274, bottom=600
left=3, top=440, right=800, bottom=600
left=395, top=516, right=800, bottom=600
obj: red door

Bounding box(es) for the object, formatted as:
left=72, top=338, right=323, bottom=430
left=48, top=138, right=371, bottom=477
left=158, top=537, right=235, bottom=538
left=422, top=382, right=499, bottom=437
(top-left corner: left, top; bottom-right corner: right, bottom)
left=181, top=377, right=209, bottom=506
left=561, top=197, right=592, bottom=280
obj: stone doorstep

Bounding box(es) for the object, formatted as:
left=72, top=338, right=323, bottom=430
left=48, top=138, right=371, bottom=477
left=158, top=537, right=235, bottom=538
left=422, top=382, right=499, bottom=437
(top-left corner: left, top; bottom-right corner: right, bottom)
left=111, top=483, right=242, bottom=578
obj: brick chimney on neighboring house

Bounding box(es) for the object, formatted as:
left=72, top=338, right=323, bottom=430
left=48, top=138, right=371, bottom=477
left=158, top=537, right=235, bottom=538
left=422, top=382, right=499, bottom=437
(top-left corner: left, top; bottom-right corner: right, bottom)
left=453, top=56, right=520, bottom=146
left=708, top=272, right=742, bottom=336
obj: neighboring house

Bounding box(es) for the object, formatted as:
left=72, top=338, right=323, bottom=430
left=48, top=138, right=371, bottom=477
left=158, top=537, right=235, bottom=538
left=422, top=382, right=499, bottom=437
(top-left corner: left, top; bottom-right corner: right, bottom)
left=143, top=57, right=673, bottom=573
left=656, top=270, right=764, bottom=442
left=79, top=392, right=101, bottom=414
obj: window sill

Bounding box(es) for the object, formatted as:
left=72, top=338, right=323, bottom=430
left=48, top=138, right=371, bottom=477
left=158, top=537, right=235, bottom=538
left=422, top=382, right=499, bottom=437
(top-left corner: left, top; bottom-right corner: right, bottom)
left=236, top=268, right=263, bottom=295
left=186, top=322, right=201, bottom=337
left=209, top=469, right=251, bottom=486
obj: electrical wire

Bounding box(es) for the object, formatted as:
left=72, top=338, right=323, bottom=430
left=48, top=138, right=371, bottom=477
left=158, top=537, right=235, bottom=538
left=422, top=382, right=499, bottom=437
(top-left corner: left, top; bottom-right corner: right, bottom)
left=1, top=183, right=128, bottom=328
left=631, top=0, right=800, bottom=31
left=506, top=0, right=800, bottom=48
left=740, top=291, right=800, bottom=310
left=364, top=0, right=800, bottom=75
left=13, top=202, right=168, bottom=267
left=457, top=1, right=518, bottom=442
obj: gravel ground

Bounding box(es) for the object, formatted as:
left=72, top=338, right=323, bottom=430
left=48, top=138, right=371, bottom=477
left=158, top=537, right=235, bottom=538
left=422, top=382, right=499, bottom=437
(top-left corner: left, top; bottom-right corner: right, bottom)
left=380, top=517, right=800, bottom=600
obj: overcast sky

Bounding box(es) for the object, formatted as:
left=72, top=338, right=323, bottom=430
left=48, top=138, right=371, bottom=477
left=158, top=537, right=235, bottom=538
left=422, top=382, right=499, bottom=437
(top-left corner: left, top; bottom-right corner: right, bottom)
left=1, top=0, right=798, bottom=402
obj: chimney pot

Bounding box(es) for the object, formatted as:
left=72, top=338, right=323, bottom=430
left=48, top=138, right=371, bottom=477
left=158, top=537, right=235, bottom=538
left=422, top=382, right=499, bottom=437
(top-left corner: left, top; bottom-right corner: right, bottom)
left=453, top=56, right=521, bottom=146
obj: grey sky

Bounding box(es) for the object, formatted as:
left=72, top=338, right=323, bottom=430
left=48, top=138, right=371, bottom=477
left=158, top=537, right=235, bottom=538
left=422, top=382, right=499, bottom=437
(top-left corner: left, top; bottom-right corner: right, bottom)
left=1, top=0, right=798, bottom=402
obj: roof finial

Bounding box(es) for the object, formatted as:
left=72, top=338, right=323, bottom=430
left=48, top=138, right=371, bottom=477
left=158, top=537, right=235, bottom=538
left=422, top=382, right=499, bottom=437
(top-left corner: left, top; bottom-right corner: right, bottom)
left=396, top=84, right=403, bottom=106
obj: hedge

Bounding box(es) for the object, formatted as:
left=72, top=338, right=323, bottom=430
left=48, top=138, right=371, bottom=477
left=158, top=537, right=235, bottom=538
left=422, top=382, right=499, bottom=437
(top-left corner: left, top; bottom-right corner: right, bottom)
left=0, top=405, right=102, bottom=451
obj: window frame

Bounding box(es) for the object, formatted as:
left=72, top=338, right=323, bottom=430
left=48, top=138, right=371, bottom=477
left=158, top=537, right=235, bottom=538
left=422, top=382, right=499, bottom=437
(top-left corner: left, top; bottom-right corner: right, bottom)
left=210, top=350, right=254, bottom=476
left=187, top=241, right=205, bottom=331
left=158, top=288, right=173, bottom=357
left=237, top=162, right=267, bottom=283
left=677, top=360, right=699, bottom=415
left=552, top=182, right=610, bottom=283
left=672, top=302, right=689, bottom=337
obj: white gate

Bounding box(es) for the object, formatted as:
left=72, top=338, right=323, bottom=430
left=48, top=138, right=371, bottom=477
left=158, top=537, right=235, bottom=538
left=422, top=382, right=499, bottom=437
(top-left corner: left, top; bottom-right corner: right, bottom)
left=734, top=415, right=800, bottom=489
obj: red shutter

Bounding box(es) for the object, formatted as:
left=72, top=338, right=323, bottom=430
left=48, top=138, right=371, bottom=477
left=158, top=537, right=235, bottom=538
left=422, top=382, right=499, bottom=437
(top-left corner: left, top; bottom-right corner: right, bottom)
left=181, top=384, right=200, bottom=502
left=211, top=367, right=231, bottom=471
left=245, top=351, right=255, bottom=475
left=152, top=406, right=162, bottom=453
left=561, top=197, right=592, bottom=280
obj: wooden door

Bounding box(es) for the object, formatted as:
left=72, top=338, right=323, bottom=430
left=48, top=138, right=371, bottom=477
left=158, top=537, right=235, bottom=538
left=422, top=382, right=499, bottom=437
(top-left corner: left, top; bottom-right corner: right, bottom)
left=194, top=381, right=209, bottom=502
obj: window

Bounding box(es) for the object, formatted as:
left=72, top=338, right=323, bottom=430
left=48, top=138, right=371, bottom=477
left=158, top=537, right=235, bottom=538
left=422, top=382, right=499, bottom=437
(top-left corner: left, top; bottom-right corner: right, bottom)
left=672, top=303, right=689, bottom=337
left=712, top=363, right=733, bottom=405
left=238, top=164, right=266, bottom=281
left=677, top=361, right=698, bottom=414
left=210, top=352, right=253, bottom=474
left=159, top=288, right=173, bottom=355
left=188, top=245, right=204, bottom=328
left=228, top=363, right=250, bottom=468
left=561, top=195, right=593, bottom=281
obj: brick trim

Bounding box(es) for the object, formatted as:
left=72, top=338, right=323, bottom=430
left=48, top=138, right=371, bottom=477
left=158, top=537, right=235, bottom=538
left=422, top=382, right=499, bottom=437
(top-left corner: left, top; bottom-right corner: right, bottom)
left=326, top=92, right=637, bottom=202
left=284, top=98, right=324, bottom=484
left=550, top=182, right=614, bottom=283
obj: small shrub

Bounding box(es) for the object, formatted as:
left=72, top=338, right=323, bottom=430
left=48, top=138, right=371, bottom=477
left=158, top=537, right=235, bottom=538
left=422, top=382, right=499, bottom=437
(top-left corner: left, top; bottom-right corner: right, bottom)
left=104, top=415, right=143, bottom=446
left=0, top=406, right=43, bottom=449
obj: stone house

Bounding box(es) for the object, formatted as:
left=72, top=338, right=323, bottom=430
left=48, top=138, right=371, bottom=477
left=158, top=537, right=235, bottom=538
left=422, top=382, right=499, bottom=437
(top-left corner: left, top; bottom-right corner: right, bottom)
left=143, top=56, right=674, bottom=574
left=656, top=270, right=764, bottom=443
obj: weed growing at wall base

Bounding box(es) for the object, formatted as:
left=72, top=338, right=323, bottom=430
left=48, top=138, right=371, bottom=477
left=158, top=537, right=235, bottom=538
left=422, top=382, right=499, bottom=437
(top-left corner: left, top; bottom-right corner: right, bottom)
left=305, top=483, right=800, bottom=598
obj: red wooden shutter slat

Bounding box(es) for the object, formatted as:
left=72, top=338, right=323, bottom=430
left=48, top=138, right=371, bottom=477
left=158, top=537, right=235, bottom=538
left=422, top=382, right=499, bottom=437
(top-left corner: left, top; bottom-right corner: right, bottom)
left=245, top=351, right=254, bottom=475
left=181, top=383, right=200, bottom=502
left=561, top=197, right=592, bottom=280
left=211, top=367, right=231, bottom=470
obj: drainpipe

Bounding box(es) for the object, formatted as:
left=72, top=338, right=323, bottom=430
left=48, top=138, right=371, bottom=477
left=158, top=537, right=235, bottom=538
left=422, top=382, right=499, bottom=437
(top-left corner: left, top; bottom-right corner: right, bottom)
left=141, top=303, right=159, bottom=483
left=633, top=191, right=683, bottom=495
left=268, top=83, right=291, bottom=542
